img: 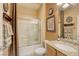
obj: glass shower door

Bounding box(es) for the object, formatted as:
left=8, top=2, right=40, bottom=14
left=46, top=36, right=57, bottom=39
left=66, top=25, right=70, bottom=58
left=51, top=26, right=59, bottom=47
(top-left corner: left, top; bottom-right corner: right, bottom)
left=17, top=19, right=41, bottom=47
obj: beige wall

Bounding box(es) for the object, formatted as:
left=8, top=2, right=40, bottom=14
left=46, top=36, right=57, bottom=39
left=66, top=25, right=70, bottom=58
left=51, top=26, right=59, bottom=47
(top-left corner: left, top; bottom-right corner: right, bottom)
left=17, top=3, right=59, bottom=42
left=38, top=3, right=60, bottom=41
left=17, top=4, right=38, bottom=18
left=45, top=3, right=58, bottom=40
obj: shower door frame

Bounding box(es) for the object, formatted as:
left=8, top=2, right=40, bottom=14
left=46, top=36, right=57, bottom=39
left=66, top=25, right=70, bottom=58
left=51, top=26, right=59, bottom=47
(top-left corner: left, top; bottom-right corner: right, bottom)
left=16, top=17, right=42, bottom=55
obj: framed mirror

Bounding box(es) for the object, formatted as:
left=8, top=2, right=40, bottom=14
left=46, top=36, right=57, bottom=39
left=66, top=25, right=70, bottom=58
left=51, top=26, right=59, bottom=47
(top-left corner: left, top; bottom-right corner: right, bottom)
left=57, top=3, right=79, bottom=41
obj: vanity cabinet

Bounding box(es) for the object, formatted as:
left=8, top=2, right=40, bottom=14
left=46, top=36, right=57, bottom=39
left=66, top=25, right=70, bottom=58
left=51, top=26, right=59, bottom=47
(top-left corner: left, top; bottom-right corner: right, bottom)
left=46, top=44, right=66, bottom=56
left=46, top=44, right=56, bottom=56
left=57, top=50, right=66, bottom=56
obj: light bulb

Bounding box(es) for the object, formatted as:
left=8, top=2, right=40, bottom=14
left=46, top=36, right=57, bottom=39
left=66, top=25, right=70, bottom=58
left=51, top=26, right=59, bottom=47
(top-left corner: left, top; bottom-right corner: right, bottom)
left=62, top=3, right=69, bottom=8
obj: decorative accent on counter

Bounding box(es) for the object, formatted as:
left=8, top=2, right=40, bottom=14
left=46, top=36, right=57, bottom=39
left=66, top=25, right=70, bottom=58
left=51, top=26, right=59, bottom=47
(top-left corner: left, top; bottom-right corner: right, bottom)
left=46, top=15, right=55, bottom=32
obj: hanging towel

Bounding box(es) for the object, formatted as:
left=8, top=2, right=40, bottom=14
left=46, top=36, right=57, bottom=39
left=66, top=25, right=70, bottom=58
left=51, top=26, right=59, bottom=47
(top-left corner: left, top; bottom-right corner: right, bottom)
left=3, top=20, right=13, bottom=49
left=4, top=37, right=12, bottom=48
left=6, top=21, right=13, bottom=36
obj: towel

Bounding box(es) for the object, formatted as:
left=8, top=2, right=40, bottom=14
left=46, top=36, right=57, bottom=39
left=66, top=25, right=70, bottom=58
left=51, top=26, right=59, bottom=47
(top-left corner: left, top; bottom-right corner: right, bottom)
left=6, top=21, right=13, bottom=36
left=3, top=20, right=13, bottom=49
left=4, top=37, right=12, bottom=48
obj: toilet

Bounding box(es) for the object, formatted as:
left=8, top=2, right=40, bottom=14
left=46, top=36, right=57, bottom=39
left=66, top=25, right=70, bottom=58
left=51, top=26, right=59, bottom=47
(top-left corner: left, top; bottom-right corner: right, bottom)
left=34, top=47, right=46, bottom=56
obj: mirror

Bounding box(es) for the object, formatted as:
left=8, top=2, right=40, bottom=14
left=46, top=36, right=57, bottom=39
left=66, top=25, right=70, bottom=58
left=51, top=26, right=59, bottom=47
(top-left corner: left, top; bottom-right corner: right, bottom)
left=57, top=3, right=79, bottom=41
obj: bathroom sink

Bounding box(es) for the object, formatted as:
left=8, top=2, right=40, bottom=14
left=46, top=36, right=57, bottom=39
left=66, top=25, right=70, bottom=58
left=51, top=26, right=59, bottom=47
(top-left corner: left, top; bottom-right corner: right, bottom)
left=45, top=40, right=78, bottom=55
left=54, top=43, right=76, bottom=52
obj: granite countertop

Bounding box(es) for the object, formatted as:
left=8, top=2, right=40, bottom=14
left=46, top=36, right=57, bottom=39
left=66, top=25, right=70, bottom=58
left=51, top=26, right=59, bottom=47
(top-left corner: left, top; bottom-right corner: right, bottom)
left=45, top=40, right=79, bottom=56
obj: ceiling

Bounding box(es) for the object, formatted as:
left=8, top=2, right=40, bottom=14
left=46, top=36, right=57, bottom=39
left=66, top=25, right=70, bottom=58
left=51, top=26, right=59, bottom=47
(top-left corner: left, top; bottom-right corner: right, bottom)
left=17, top=3, right=42, bottom=11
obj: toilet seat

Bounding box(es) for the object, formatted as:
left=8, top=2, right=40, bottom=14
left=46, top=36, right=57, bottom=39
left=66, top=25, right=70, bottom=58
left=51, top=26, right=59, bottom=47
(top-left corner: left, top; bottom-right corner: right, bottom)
left=34, top=47, right=46, bottom=56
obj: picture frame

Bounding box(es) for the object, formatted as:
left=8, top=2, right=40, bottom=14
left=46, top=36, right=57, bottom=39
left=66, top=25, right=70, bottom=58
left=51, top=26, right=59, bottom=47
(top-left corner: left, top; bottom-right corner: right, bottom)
left=46, top=15, right=55, bottom=32
left=48, top=8, right=53, bottom=15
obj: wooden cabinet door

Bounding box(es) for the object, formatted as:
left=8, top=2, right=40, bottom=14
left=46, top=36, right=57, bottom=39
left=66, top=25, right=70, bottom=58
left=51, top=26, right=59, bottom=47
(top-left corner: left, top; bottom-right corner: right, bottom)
left=57, top=50, right=66, bottom=56
left=46, top=44, right=56, bottom=56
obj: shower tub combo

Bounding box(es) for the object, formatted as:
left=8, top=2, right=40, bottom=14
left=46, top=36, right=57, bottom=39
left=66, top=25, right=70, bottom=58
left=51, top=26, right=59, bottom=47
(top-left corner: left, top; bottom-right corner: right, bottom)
left=17, top=17, right=46, bottom=56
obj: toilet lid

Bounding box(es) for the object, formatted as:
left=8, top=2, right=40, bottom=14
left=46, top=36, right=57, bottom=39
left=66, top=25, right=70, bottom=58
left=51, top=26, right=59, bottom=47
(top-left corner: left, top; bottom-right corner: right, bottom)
left=35, top=47, right=46, bottom=54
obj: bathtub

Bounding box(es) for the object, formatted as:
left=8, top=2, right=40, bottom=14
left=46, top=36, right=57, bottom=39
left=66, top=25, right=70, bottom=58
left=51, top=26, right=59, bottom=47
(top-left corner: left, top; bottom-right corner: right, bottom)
left=18, top=44, right=42, bottom=56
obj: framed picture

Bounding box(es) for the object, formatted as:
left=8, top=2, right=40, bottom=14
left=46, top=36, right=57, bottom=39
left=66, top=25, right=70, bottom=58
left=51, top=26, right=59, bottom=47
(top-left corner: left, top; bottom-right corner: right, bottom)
left=66, top=16, right=73, bottom=23
left=46, top=15, right=55, bottom=32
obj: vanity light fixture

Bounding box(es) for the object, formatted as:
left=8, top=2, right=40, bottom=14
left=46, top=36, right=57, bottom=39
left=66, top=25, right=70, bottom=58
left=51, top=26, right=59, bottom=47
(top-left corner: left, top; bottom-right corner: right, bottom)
left=62, top=3, right=70, bottom=9
left=57, top=3, right=71, bottom=10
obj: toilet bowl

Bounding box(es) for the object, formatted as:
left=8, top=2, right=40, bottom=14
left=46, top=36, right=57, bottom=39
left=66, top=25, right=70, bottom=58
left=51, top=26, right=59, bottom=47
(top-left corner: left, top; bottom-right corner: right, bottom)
left=34, top=47, right=46, bottom=56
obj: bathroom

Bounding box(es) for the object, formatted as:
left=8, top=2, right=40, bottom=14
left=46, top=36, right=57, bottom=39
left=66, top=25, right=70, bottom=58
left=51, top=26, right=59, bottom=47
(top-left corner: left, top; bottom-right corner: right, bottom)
left=1, top=3, right=79, bottom=56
